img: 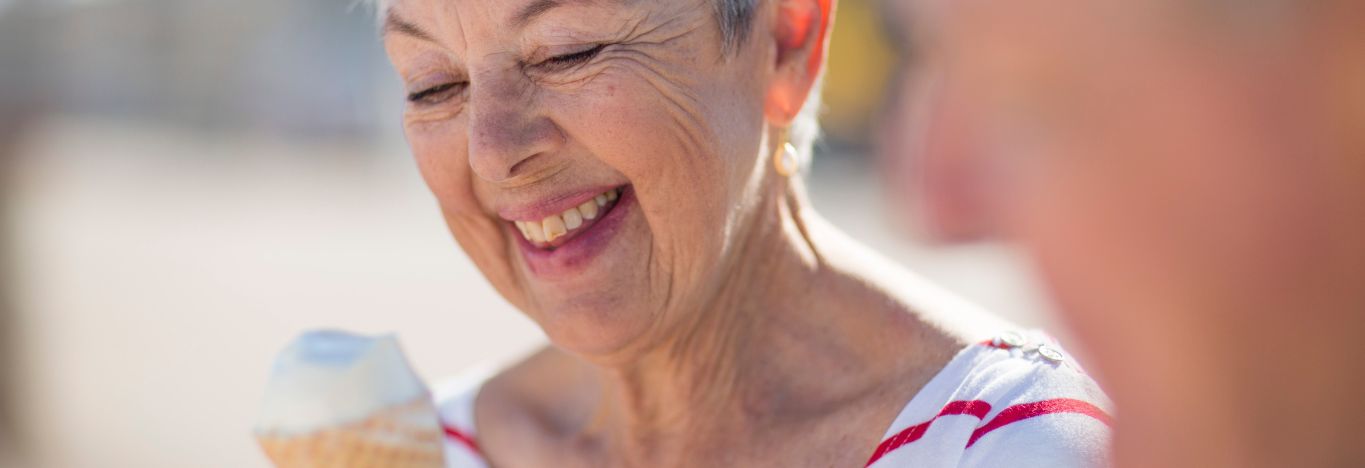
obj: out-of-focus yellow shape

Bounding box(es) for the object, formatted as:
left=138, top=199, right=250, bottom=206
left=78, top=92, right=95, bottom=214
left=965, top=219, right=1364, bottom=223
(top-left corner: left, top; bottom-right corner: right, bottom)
left=823, top=0, right=896, bottom=145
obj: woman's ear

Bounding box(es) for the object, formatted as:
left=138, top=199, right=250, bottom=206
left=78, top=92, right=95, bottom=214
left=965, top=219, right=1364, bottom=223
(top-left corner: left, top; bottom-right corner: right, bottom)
left=765, top=0, right=834, bottom=126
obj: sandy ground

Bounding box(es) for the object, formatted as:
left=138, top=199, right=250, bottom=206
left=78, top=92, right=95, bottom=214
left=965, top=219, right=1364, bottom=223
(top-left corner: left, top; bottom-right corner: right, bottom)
left=5, top=118, right=1060, bottom=468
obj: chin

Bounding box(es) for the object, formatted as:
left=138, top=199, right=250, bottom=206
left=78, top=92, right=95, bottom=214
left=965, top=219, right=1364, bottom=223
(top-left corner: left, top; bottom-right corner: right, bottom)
left=532, top=295, right=658, bottom=360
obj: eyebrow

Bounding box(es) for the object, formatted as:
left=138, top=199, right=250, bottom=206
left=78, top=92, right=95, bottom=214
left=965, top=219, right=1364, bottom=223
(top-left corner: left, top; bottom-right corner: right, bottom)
left=514, top=0, right=604, bottom=29
left=383, top=9, right=436, bottom=42
left=513, top=0, right=562, bottom=27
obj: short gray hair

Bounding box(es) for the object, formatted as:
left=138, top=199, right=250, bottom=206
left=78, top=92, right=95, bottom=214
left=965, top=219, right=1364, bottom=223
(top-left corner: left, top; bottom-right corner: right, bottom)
left=713, top=0, right=758, bottom=52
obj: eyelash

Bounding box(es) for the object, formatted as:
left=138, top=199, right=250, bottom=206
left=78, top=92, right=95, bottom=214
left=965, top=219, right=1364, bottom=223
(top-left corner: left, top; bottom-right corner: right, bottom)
left=536, top=44, right=607, bottom=71
left=405, top=44, right=606, bottom=106
left=407, top=82, right=466, bottom=105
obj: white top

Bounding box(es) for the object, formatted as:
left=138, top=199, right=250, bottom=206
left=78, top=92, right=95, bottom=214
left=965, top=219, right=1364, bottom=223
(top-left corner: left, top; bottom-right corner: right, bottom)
left=433, top=331, right=1112, bottom=467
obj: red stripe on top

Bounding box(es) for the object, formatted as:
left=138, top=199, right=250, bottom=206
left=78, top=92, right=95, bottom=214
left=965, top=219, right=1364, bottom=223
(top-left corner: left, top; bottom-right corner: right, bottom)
left=865, top=398, right=1112, bottom=466
left=966, top=398, right=1113, bottom=448
left=864, top=400, right=993, bottom=467
left=442, top=423, right=482, bottom=457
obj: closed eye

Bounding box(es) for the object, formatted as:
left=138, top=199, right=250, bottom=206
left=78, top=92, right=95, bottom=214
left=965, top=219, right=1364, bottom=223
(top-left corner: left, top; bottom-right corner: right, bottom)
left=407, top=82, right=466, bottom=105
left=536, top=44, right=607, bottom=71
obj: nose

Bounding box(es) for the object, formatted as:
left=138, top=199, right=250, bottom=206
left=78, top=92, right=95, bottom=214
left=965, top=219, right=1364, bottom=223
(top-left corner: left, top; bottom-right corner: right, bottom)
left=466, top=68, right=564, bottom=184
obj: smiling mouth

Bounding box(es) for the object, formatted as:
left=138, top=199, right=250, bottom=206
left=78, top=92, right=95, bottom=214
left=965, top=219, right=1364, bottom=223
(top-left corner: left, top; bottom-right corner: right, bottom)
left=511, top=186, right=624, bottom=249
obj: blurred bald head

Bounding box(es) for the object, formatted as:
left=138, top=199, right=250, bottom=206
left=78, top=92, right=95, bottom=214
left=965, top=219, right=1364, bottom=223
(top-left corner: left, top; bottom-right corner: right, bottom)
left=884, top=0, right=1365, bottom=467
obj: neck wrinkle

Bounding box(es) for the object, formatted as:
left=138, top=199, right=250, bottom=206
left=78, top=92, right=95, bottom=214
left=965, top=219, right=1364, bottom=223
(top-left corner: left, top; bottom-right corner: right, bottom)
left=587, top=176, right=824, bottom=464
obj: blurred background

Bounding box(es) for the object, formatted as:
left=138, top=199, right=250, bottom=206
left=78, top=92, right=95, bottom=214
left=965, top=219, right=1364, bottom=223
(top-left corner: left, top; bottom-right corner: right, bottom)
left=0, top=0, right=1062, bottom=467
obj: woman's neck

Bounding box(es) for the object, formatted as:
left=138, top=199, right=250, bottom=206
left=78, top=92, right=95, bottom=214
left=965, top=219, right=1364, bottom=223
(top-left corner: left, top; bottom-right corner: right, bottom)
left=579, top=182, right=930, bottom=463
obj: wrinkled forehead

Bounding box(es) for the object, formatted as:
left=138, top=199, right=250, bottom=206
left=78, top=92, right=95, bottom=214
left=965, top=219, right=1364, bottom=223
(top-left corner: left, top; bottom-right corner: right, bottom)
left=380, top=0, right=697, bottom=50
left=378, top=0, right=644, bottom=60
left=379, top=0, right=637, bottom=27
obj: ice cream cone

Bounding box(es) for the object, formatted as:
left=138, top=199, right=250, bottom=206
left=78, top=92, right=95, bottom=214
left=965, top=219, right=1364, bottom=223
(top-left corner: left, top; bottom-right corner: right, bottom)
left=255, top=331, right=447, bottom=468
left=257, top=397, right=445, bottom=468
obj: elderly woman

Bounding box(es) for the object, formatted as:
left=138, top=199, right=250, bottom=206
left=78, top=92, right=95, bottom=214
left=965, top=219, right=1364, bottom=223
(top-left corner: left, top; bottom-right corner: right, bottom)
left=375, top=0, right=1110, bottom=466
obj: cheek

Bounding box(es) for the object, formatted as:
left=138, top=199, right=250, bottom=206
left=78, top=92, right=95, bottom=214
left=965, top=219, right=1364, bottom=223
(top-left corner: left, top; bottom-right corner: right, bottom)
left=407, top=117, right=526, bottom=303
left=407, top=118, right=475, bottom=212
left=549, top=63, right=761, bottom=267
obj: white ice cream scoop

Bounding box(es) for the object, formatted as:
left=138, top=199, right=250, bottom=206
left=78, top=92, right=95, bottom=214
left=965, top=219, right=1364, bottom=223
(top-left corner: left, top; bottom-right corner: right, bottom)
left=255, top=331, right=446, bottom=468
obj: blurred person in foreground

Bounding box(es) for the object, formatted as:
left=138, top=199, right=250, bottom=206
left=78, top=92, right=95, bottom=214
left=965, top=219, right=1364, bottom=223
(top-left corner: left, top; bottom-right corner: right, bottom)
left=882, top=0, right=1365, bottom=467
left=369, top=0, right=1111, bottom=466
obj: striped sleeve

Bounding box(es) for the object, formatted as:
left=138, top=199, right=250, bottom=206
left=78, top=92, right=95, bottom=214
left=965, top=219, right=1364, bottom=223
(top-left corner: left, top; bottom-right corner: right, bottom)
left=867, top=332, right=1113, bottom=467
left=960, top=398, right=1111, bottom=467
left=961, top=338, right=1111, bottom=467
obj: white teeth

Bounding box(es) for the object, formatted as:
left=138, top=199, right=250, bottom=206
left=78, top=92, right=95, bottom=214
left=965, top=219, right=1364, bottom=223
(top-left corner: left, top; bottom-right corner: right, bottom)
left=542, top=215, right=567, bottom=242
left=514, top=189, right=621, bottom=244
left=577, top=200, right=598, bottom=220
left=562, top=207, right=583, bottom=230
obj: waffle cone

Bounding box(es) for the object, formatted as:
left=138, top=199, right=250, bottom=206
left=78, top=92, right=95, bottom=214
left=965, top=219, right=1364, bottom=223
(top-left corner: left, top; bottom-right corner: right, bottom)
left=256, top=398, right=446, bottom=468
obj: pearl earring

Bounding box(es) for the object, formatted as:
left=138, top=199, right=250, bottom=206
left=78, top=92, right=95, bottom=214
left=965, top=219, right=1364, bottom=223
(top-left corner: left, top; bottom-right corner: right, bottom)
left=773, top=142, right=799, bottom=177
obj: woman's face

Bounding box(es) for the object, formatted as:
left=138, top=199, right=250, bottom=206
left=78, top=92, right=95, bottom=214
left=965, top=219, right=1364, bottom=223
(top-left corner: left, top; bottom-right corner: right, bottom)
left=382, top=0, right=778, bottom=357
